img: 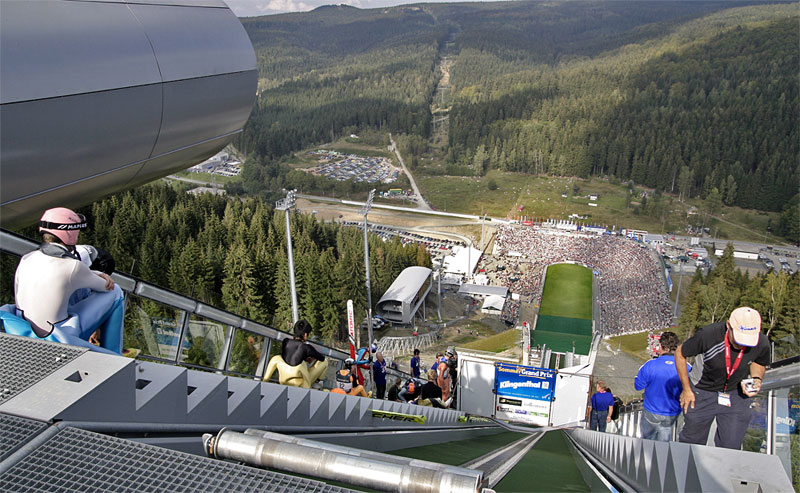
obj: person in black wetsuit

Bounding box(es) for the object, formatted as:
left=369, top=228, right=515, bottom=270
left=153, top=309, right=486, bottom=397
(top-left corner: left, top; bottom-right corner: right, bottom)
left=282, top=319, right=326, bottom=366
left=274, top=319, right=328, bottom=387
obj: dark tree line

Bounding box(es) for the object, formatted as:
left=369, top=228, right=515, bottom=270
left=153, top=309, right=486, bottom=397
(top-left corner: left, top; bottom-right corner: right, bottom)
left=446, top=14, right=798, bottom=213
left=677, top=244, right=799, bottom=360
left=1, top=184, right=431, bottom=345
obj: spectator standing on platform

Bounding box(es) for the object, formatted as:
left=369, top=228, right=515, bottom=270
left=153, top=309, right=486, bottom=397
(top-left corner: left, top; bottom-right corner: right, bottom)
left=373, top=351, right=387, bottom=399
left=676, top=307, right=770, bottom=449
left=410, top=348, right=421, bottom=378
left=635, top=331, right=688, bottom=441
left=587, top=380, right=615, bottom=432
left=387, top=378, right=402, bottom=402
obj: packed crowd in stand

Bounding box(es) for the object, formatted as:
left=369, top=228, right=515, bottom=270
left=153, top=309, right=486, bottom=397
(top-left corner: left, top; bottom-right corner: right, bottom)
left=501, top=299, right=521, bottom=325
left=492, top=225, right=672, bottom=335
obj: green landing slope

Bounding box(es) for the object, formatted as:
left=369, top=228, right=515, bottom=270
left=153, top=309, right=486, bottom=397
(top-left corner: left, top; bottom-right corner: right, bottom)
left=494, top=430, right=590, bottom=492
left=534, top=264, right=593, bottom=355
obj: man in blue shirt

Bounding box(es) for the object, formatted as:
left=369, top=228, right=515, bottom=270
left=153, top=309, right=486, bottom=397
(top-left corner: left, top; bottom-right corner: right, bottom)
left=635, top=331, right=690, bottom=441
left=373, top=351, right=387, bottom=399
left=410, top=348, right=421, bottom=378
left=588, top=380, right=615, bottom=432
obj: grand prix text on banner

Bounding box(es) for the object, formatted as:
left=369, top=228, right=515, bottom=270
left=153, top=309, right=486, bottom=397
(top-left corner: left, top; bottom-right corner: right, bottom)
left=494, top=362, right=557, bottom=426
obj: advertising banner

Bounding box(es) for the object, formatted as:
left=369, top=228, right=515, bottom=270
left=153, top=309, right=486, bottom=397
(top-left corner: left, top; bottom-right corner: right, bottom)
left=494, top=362, right=557, bottom=426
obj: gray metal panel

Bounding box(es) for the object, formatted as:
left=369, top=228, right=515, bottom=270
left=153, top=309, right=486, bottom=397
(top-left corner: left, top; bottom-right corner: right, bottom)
left=0, top=413, right=48, bottom=462
left=195, top=303, right=242, bottom=328
left=0, top=84, right=162, bottom=207
left=0, top=231, right=36, bottom=257
left=151, top=72, right=257, bottom=157
left=110, top=272, right=137, bottom=293
left=2, top=350, right=134, bottom=423
left=0, top=333, right=87, bottom=404
left=0, top=427, right=353, bottom=492
left=134, top=283, right=197, bottom=312
left=125, top=133, right=235, bottom=187
left=78, top=0, right=229, bottom=6
left=241, top=319, right=282, bottom=339
left=0, top=1, right=161, bottom=104
left=129, top=3, right=256, bottom=82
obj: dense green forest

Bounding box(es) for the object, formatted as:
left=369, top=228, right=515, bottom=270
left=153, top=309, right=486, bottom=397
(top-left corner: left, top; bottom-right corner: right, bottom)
left=676, top=244, right=799, bottom=360
left=236, top=1, right=798, bottom=227
left=0, top=184, right=431, bottom=345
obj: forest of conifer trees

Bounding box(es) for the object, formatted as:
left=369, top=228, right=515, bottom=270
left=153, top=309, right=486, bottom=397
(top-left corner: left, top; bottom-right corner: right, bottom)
left=0, top=184, right=431, bottom=346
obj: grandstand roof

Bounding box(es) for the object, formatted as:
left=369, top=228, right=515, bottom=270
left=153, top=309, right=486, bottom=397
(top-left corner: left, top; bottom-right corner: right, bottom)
left=458, top=284, right=508, bottom=298
left=377, top=266, right=432, bottom=305
left=443, top=246, right=482, bottom=276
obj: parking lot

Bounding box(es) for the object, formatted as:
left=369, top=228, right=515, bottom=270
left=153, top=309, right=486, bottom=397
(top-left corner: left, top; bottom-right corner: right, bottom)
left=306, top=150, right=400, bottom=184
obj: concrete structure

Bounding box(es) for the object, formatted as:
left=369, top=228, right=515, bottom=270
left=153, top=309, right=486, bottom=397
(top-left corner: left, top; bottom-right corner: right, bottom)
left=714, top=243, right=759, bottom=260
left=644, top=234, right=665, bottom=246
left=376, top=266, right=432, bottom=325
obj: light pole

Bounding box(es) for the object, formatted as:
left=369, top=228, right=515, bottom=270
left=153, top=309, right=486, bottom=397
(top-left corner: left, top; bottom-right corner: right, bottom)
left=276, top=190, right=299, bottom=324
left=361, top=189, right=376, bottom=354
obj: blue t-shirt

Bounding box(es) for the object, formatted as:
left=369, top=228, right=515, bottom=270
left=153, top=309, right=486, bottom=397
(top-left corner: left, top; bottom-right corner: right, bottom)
left=591, top=391, right=615, bottom=413
left=634, top=354, right=690, bottom=416
left=410, top=356, right=420, bottom=378
left=373, top=359, right=386, bottom=385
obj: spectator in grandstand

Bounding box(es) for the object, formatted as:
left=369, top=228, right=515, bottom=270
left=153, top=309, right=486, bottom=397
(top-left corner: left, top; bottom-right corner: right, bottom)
left=387, top=378, right=402, bottom=402
left=280, top=319, right=329, bottom=385
left=411, top=348, right=421, bottom=378
left=587, top=380, right=615, bottom=432
left=373, top=351, right=387, bottom=399
left=634, top=331, right=688, bottom=441
left=10, top=207, right=125, bottom=354
left=676, top=307, right=769, bottom=449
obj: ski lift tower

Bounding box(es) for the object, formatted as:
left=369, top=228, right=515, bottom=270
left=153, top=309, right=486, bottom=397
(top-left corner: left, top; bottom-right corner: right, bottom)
left=361, top=189, right=376, bottom=355
left=276, top=189, right=299, bottom=324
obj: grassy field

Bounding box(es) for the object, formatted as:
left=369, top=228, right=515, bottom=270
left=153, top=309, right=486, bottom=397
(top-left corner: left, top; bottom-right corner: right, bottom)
left=416, top=170, right=784, bottom=244
left=460, top=329, right=519, bottom=353
left=173, top=170, right=240, bottom=185
left=607, top=332, right=651, bottom=362
left=539, top=264, right=593, bottom=320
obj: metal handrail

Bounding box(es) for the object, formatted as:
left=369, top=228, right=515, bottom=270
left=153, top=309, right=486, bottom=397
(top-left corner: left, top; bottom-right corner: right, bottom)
left=0, top=228, right=412, bottom=381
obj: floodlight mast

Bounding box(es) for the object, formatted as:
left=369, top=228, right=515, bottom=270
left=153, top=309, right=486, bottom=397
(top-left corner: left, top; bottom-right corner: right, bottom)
left=361, top=189, right=376, bottom=361
left=276, top=190, right=299, bottom=324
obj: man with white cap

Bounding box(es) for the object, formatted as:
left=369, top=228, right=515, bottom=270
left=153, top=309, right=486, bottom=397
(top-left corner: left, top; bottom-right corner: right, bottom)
left=675, top=307, right=770, bottom=449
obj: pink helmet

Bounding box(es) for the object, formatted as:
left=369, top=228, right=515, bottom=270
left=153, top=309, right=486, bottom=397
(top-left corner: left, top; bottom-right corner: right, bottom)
left=39, top=207, right=87, bottom=246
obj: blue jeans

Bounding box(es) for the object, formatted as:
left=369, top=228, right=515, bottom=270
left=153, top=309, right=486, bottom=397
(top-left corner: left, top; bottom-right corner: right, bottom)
left=590, top=410, right=608, bottom=432
left=640, top=408, right=678, bottom=441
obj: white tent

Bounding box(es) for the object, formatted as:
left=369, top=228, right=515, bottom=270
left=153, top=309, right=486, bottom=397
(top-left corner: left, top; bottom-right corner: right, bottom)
left=481, top=295, right=506, bottom=314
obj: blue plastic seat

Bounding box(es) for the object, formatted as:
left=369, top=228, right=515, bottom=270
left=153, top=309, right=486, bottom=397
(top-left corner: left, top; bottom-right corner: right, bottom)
left=0, top=304, right=119, bottom=355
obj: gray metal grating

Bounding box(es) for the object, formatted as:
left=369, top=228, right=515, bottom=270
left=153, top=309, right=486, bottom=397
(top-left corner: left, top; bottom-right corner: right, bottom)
left=0, top=427, right=354, bottom=492
left=0, top=413, right=48, bottom=462
left=0, top=333, right=86, bottom=403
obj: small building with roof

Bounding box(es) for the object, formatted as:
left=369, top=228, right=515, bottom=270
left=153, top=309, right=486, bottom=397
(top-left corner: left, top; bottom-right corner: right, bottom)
left=376, top=266, right=432, bottom=325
